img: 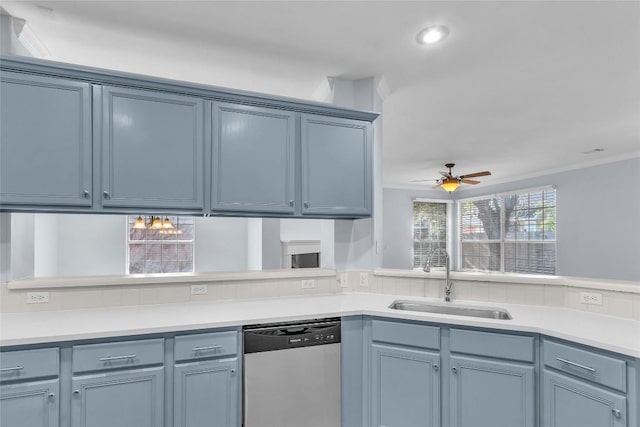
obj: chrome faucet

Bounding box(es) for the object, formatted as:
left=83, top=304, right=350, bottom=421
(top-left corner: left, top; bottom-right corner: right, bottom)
left=423, top=248, right=454, bottom=302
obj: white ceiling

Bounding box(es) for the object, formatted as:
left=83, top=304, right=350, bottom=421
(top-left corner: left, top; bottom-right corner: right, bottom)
left=3, top=1, right=639, bottom=190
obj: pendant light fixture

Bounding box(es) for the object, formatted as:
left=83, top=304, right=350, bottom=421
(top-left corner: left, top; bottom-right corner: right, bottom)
left=131, top=216, right=176, bottom=231
left=133, top=216, right=147, bottom=229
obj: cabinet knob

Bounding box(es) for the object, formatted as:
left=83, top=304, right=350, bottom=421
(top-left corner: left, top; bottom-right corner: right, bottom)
left=303, top=201, right=309, bottom=208
left=73, top=390, right=80, bottom=397
left=103, top=191, right=110, bottom=199
left=451, top=367, right=458, bottom=374
left=83, top=190, right=90, bottom=199
left=231, top=369, right=236, bottom=374
left=48, top=393, right=55, bottom=400
left=612, top=409, right=622, bottom=418
left=289, top=200, right=294, bottom=207
left=433, top=364, right=439, bottom=372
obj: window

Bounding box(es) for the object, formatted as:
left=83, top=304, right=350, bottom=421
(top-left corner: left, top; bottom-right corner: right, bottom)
left=413, top=200, right=449, bottom=269
left=127, top=216, right=195, bottom=274
left=459, top=188, right=556, bottom=274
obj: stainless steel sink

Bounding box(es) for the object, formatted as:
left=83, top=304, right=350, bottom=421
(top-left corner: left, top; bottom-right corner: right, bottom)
left=389, top=300, right=513, bottom=320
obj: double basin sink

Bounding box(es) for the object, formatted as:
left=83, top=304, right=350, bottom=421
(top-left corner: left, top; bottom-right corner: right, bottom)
left=389, top=300, right=512, bottom=320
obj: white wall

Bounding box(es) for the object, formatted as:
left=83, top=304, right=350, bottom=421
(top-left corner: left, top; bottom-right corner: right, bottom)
left=193, top=217, right=248, bottom=272
left=33, top=214, right=58, bottom=277
left=10, top=213, right=34, bottom=280
left=382, top=157, right=640, bottom=281
left=56, top=214, right=126, bottom=276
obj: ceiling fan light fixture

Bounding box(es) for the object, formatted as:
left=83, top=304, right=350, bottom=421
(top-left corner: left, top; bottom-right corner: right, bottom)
left=416, top=25, right=450, bottom=45
left=440, top=178, right=460, bottom=193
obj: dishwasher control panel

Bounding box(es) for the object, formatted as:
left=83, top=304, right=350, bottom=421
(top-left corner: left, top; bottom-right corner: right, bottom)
left=243, top=318, right=341, bottom=354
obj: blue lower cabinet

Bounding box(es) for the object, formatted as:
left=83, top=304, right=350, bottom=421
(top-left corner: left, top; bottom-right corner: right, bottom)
left=543, top=369, right=627, bottom=427
left=173, top=358, right=239, bottom=427
left=0, top=379, right=59, bottom=427
left=449, top=355, right=535, bottom=427
left=370, top=343, right=440, bottom=427
left=71, top=367, right=164, bottom=427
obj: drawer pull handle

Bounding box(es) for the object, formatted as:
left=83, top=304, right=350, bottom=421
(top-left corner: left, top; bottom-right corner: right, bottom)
left=612, top=409, right=622, bottom=418
left=99, top=354, right=137, bottom=362
left=0, top=366, right=24, bottom=372
left=556, top=357, right=596, bottom=373
left=192, top=345, right=223, bottom=352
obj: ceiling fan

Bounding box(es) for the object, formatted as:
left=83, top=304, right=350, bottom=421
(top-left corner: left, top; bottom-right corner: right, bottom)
left=412, top=163, right=492, bottom=193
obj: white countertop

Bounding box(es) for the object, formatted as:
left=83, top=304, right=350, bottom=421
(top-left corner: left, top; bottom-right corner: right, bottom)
left=1, top=293, right=639, bottom=358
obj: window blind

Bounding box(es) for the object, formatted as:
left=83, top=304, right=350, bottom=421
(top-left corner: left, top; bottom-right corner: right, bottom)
left=459, top=188, right=556, bottom=275
left=413, top=201, right=448, bottom=269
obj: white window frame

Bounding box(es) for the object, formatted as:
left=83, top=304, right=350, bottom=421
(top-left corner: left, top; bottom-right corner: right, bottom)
left=412, top=198, right=453, bottom=270
left=456, top=185, right=556, bottom=275
left=126, top=216, right=196, bottom=275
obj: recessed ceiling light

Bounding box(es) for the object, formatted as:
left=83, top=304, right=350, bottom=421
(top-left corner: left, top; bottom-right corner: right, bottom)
left=416, top=26, right=450, bottom=46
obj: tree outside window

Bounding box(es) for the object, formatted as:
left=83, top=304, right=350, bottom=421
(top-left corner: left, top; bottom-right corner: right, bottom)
left=459, top=189, right=556, bottom=274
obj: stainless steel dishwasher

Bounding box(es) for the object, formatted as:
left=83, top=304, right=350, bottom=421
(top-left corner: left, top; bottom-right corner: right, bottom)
left=243, top=318, right=341, bottom=427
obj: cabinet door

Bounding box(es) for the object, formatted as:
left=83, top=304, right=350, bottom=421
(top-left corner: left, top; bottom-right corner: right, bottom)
left=211, top=102, right=296, bottom=214
left=543, top=369, right=626, bottom=427
left=0, top=379, right=59, bottom=427
left=174, top=358, right=239, bottom=427
left=371, top=344, right=440, bottom=427
left=300, top=114, right=371, bottom=217
left=101, top=86, right=204, bottom=210
left=450, top=355, right=535, bottom=427
left=0, top=72, right=92, bottom=207
left=71, top=367, right=163, bottom=427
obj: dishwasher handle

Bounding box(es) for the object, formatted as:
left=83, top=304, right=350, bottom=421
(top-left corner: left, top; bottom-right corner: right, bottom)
left=280, top=327, right=308, bottom=335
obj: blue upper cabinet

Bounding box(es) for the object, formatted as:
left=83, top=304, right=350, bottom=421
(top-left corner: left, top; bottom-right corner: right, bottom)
left=211, top=102, right=296, bottom=214
left=100, top=86, right=204, bottom=211
left=0, top=56, right=378, bottom=217
left=0, top=72, right=92, bottom=208
left=301, top=114, right=372, bottom=217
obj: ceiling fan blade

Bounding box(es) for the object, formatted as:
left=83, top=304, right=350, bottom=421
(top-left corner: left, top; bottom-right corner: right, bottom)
left=461, top=179, right=480, bottom=185
left=432, top=183, right=442, bottom=189
left=459, top=171, right=491, bottom=179
left=410, top=179, right=438, bottom=183
left=439, top=171, right=454, bottom=179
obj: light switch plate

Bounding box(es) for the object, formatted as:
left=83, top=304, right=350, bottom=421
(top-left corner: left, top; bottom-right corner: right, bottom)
left=339, top=273, right=348, bottom=288
left=359, top=273, right=369, bottom=287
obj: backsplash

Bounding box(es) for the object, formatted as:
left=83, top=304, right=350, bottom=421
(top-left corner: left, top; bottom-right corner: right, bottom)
left=2, top=270, right=639, bottom=321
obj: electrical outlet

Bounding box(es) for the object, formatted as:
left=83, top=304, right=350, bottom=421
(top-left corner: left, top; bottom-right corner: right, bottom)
left=339, top=273, right=348, bottom=288
left=191, top=285, right=208, bottom=295
left=26, top=292, right=49, bottom=304
left=579, top=292, right=602, bottom=305
left=359, top=272, right=369, bottom=287
left=301, top=279, right=315, bottom=289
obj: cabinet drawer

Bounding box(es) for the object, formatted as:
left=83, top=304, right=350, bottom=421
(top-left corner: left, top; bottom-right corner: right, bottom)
left=543, top=339, right=626, bottom=392
left=174, top=330, right=237, bottom=361
left=450, top=329, right=534, bottom=362
left=73, top=338, right=164, bottom=374
left=0, top=348, right=59, bottom=382
left=371, top=319, right=440, bottom=349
